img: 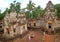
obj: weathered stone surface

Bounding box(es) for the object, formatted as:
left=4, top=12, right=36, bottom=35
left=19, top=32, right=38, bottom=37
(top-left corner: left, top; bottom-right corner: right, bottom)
left=2, top=9, right=27, bottom=39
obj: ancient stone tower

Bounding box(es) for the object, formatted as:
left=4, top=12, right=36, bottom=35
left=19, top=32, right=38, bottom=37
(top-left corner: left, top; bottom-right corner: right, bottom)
left=17, top=10, right=27, bottom=34
left=44, top=1, right=57, bottom=32
left=2, top=7, right=27, bottom=40
left=3, top=8, right=17, bottom=38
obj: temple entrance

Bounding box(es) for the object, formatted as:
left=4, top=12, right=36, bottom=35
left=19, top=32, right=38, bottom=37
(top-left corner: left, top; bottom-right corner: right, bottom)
left=48, top=23, right=52, bottom=29
left=48, top=25, right=51, bottom=29
left=48, top=23, right=52, bottom=33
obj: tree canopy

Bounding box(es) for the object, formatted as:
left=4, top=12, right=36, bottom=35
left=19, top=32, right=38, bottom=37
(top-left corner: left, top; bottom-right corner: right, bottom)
left=0, top=1, right=60, bottom=20
left=54, top=4, right=60, bottom=18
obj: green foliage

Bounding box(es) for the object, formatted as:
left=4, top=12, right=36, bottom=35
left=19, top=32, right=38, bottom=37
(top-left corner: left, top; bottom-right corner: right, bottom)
left=0, top=13, right=5, bottom=20
left=10, top=2, right=21, bottom=14
left=26, top=0, right=35, bottom=18
left=0, top=8, right=9, bottom=20
left=26, top=1, right=35, bottom=11
left=25, top=5, right=45, bottom=19
left=32, top=5, right=45, bottom=18
left=15, top=2, right=21, bottom=14
left=3, top=8, right=9, bottom=14
left=54, top=4, right=60, bottom=18
left=40, top=10, right=45, bottom=17
left=25, top=11, right=30, bottom=19
left=0, top=1, right=21, bottom=20
left=10, top=3, right=15, bottom=9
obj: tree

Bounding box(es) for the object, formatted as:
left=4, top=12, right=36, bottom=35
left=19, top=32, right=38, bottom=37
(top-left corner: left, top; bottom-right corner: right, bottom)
left=0, top=8, right=9, bottom=20
left=26, top=0, right=35, bottom=18
left=25, top=11, right=31, bottom=19
left=0, top=12, right=5, bottom=20
left=15, top=2, right=21, bottom=14
left=9, top=1, right=21, bottom=14
left=10, top=3, right=15, bottom=11
left=32, top=5, right=45, bottom=18
left=4, top=8, right=9, bottom=14
left=54, top=4, right=60, bottom=18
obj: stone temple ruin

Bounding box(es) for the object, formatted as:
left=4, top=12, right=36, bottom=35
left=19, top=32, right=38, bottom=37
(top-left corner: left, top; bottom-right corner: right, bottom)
left=1, top=7, right=27, bottom=40
left=28, top=1, right=57, bottom=32
left=0, top=0, right=60, bottom=42
left=44, top=1, right=57, bottom=32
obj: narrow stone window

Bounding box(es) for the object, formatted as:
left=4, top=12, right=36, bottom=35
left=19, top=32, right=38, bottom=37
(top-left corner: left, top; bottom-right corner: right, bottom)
left=0, top=26, right=2, bottom=28
left=13, top=22, right=16, bottom=24
left=29, top=23, right=31, bottom=26
left=0, top=29, right=4, bottom=34
left=23, top=26, right=25, bottom=31
left=13, top=28, right=16, bottom=32
left=6, top=28, right=9, bottom=34
left=34, top=23, right=36, bottom=26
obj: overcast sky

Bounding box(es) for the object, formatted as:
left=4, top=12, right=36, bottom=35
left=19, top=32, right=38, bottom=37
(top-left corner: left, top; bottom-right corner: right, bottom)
left=0, top=0, right=60, bottom=12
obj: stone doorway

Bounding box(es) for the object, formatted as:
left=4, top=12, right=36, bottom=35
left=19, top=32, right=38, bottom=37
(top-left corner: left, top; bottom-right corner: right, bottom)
left=34, top=23, right=36, bottom=26
left=48, top=23, right=52, bottom=29
left=48, top=23, right=52, bottom=33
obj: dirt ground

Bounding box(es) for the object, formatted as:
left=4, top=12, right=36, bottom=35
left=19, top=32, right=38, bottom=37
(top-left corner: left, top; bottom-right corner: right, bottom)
left=13, top=30, right=57, bottom=42
left=3, top=30, right=60, bottom=42
left=13, top=30, right=43, bottom=42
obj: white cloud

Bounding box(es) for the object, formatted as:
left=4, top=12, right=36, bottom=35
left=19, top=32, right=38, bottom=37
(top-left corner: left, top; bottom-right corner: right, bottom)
left=0, top=0, right=11, bottom=12
left=21, top=0, right=29, bottom=9
left=18, top=0, right=60, bottom=9
left=0, top=0, right=10, bottom=8
left=32, top=0, right=60, bottom=9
